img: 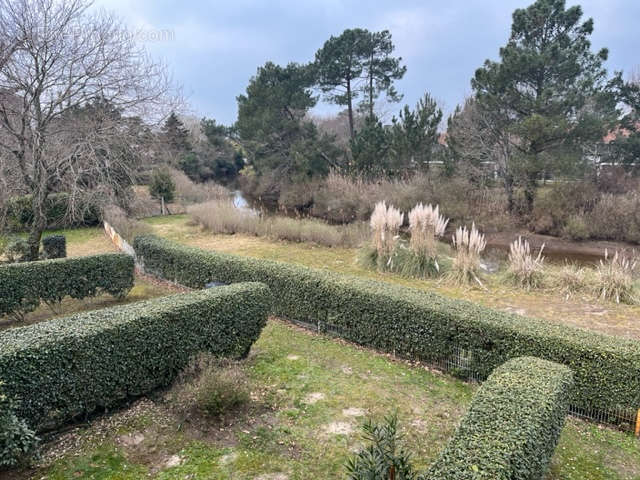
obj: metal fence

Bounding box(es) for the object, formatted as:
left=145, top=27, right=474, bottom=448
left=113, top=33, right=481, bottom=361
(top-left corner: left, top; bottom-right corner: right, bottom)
left=288, top=316, right=640, bottom=435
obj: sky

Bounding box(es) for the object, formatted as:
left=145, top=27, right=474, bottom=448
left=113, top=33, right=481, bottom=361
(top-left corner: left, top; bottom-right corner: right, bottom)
left=94, top=0, right=640, bottom=125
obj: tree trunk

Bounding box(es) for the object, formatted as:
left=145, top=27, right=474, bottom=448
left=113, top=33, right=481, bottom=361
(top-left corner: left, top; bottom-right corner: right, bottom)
left=347, top=79, right=355, bottom=140
left=27, top=214, right=46, bottom=261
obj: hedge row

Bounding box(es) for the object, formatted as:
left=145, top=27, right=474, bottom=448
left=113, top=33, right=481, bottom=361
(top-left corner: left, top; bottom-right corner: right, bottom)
left=0, top=254, right=134, bottom=319
left=0, top=282, right=271, bottom=432
left=425, top=357, right=573, bottom=480
left=134, top=234, right=640, bottom=414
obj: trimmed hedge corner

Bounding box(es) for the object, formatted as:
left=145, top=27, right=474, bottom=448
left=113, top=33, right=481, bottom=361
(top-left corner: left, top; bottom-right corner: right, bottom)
left=0, top=253, right=134, bottom=319
left=425, top=357, right=573, bottom=480
left=42, top=235, right=66, bottom=259
left=133, top=235, right=640, bottom=415
left=0, top=282, right=271, bottom=432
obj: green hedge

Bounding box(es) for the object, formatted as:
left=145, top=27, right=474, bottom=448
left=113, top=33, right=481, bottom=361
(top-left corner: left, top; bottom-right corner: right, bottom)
left=0, top=254, right=134, bottom=319
left=134, top=235, right=640, bottom=415
left=42, top=235, right=66, bottom=259
left=0, top=283, right=271, bottom=432
left=425, top=357, right=573, bottom=480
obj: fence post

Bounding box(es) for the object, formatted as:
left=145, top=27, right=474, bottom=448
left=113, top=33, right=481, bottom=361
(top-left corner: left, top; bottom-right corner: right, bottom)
left=635, top=409, right=640, bottom=438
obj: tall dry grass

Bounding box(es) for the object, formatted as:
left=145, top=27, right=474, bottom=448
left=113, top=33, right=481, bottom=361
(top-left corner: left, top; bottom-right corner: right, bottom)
left=596, top=250, right=638, bottom=304
left=408, top=203, right=449, bottom=258
left=450, top=223, right=486, bottom=286
left=369, top=201, right=403, bottom=257
left=188, top=200, right=368, bottom=248
left=507, top=237, right=545, bottom=289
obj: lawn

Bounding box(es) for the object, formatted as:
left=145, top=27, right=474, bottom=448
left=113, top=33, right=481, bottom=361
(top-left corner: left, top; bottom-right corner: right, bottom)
left=145, top=214, right=640, bottom=341
left=5, top=222, right=640, bottom=479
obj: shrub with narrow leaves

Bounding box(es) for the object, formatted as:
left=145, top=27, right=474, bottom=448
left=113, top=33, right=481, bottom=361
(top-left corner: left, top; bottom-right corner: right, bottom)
left=370, top=201, right=403, bottom=258
left=508, top=237, right=545, bottom=289
left=346, top=413, right=417, bottom=480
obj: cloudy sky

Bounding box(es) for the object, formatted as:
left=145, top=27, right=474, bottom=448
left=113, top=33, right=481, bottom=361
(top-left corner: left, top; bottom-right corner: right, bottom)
left=94, top=0, right=640, bottom=125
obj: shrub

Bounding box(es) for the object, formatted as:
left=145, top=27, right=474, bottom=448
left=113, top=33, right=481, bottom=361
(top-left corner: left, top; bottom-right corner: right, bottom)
left=345, top=413, right=418, bottom=480
left=407, top=203, right=448, bottom=259
left=5, top=193, right=100, bottom=232
left=507, top=237, right=545, bottom=289
left=0, top=382, right=39, bottom=468
left=4, top=238, right=30, bottom=263
left=0, top=253, right=134, bottom=321
left=587, top=193, right=640, bottom=244
left=195, top=359, right=250, bottom=417
left=595, top=250, right=638, bottom=304
left=425, top=357, right=573, bottom=480
left=530, top=182, right=599, bottom=236
left=149, top=168, right=176, bottom=205
left=41, top=235, right=66, bottom=259
left=450, top=223, right=486, bottom=286
left=562, top=214, right=590, bottom=241
left=134, top=234, right=640, bottom=415
left=0, top=282, right=271, bottom=432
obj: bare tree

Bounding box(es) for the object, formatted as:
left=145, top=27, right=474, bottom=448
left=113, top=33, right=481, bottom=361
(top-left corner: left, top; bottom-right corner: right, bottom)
left=446, top=97, right=516, bottom=211
left=0, top=0, right=178, bottom=259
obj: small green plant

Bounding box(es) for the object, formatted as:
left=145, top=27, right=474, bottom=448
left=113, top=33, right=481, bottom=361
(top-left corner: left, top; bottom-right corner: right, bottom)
left=0, top=382, right=39, bottom=468
left=345, top=413, right=418, bottom=480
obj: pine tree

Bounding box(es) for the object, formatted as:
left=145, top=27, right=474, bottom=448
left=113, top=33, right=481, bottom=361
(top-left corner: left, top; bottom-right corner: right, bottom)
left=472, top=0, right=619, bottom=211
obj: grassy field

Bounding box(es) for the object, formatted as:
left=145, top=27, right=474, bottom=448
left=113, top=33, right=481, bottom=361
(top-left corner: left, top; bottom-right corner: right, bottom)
left=145, top=215, right=640, bottom=340
left=5, top=222, right=640, bottom=479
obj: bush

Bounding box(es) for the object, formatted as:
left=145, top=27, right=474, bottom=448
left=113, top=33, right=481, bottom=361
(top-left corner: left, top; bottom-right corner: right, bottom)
left=134, top=234, right=640, bottom=415
left=0, top=253, right=134, bottom=321
left=149, top=168, right=176, bottom=204
left=587, top=193, right=640, bottom=243
left=41, top=235, right=66, bottom=259
left=0, top=382, right=39, bottom=468
left=346, top=413, right=418, bottom=480
left=425, top=357, right=573, bottom=480
left=4, top=238, right=30, bottom=263
left=5, top=193, right=100, bottom=232
left=562, top=214, right=590, bottom=241
left=194, top=359, right=250, bottom=417
left=0, top=283, right=271, bottom=432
